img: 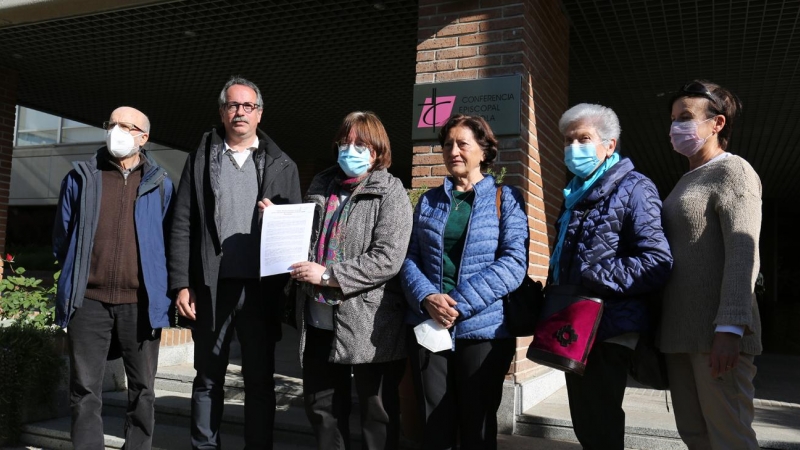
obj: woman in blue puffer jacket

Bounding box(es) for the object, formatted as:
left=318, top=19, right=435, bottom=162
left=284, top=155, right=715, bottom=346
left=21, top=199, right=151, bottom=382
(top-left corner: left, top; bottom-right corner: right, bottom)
left=552, top=103, right=673, bottom=449
left=401, top=114, right=528, bottom=450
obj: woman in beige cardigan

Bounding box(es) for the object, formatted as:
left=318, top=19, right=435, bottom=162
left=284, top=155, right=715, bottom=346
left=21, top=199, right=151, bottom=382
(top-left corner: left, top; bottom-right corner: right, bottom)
left=660, top=80, right=762, bottom=449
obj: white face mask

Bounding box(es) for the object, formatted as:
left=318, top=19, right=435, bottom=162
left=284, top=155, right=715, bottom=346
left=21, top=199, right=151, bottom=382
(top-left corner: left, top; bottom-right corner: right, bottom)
left=106, top=125, right=141, bottom=158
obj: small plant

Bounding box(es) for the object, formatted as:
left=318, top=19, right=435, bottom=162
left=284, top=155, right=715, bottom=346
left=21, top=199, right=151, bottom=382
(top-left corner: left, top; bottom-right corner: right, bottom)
left=487, top=166, right=507, bottom=184
left=0, top=322, right=65, bottom=444
left=407, top=186, right=428, bottom=208
left=0, top=254, right=59, bottom=328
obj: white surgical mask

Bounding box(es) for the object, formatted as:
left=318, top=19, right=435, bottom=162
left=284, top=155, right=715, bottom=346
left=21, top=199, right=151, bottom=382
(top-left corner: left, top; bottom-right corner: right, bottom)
left=106, top=125, right=141, bottom=158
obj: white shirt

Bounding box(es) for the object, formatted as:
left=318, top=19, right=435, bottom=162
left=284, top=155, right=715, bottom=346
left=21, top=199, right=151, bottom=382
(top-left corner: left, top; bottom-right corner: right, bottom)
left=224, top=136, right=259, bottom=168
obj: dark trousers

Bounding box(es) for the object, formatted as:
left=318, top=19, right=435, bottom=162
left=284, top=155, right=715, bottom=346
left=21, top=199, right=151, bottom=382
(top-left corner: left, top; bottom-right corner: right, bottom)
left=68, top=298, right=160, bottom=450
left=191, top=279, right=277, bottom=450
left=565, top=342, right=634, bottom=450
left=407, top=331, right=515, bottom=450
left=302, top=326, right=406, bottom=450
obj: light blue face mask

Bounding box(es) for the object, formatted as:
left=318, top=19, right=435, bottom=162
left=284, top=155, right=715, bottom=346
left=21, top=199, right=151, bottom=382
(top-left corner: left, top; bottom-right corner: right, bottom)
left=337, top=144, right=372, bottom=177
left=564, top=142, right=605, bottom=179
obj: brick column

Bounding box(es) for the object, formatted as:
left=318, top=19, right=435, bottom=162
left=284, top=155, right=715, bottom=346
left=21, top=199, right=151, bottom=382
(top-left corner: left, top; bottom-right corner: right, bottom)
left=0, top=67, right=18, bottom=256
left=413, top=0, right=569, bottom=427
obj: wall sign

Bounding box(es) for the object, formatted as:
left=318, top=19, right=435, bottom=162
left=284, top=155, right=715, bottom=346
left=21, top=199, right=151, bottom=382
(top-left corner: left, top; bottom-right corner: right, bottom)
left=412, top=75, right=521, bottom=141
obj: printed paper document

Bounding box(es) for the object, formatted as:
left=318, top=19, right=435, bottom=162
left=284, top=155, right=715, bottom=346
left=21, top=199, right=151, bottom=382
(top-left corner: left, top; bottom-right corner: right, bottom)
left=260, top=203, right=315, bottom=276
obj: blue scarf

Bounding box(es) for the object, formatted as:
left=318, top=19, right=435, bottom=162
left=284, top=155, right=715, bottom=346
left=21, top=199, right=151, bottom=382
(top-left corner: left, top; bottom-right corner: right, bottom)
left=550, top=152, right=620, bottom=283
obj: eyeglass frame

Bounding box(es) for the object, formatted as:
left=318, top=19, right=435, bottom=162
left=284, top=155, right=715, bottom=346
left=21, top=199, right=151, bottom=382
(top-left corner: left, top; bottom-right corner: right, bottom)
left=337, top=142, right=371, bottom=154
left=102, top=121, right=147, bottom=134
left=222, top=102, right=262, bottom=114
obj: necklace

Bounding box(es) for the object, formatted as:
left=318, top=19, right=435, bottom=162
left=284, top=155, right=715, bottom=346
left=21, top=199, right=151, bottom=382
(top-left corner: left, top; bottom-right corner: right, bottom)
left=453, top=190, right=474, bottom=211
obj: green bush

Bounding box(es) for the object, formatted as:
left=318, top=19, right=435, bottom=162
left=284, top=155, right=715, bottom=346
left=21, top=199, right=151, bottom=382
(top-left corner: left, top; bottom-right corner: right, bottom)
left=0, top=258, right=59, bottom=328
left=0, top=322, right=65, bottom=444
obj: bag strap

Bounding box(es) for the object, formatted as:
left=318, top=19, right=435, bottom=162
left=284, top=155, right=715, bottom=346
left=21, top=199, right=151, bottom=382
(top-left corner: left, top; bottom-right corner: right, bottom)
left=496, top=184, right=534, bottom=278
left=495, top=185, right=502, bottom=219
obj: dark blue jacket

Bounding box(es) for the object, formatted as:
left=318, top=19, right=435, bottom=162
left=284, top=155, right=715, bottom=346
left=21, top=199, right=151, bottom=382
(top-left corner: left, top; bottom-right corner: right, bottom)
left=53, top=149, right=173, bottom=329
left=552, top=157, right=672, bottom=340
left=401, top=175, right=529, bottom=340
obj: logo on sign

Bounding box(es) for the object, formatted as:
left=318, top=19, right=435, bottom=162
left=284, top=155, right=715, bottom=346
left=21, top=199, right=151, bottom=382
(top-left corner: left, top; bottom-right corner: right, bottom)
left=417, top=95, right=456, bottom=128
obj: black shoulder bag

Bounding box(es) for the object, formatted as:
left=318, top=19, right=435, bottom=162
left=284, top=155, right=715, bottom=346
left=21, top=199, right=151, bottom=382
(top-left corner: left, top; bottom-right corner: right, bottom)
left=495, top=186, right=543, bottom=337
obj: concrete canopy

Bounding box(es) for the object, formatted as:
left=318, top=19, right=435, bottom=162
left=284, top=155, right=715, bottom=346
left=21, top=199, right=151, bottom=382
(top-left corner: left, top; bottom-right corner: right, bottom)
left=562, top=0, right=800, bottom=200
left=0, top=0, right=419, bottom=182
left=2, top=0, right=800, bottom=197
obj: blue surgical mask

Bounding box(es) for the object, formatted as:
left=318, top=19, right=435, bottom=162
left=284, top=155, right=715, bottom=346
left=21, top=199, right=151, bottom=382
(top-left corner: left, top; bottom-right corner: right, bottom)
left=564, top=142, right=603, bottom=179
left=337, top=144, right=372, bottom=177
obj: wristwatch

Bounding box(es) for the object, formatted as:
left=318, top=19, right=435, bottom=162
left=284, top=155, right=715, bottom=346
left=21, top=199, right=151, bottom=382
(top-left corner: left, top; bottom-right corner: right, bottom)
left=321, top=269, right=331, bottom=287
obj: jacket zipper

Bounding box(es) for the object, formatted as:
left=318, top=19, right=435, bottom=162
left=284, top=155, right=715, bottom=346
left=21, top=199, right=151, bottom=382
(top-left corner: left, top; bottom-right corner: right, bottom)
left=442, top=185, right=473, bottom=342
left=110, top=170, right=129, bottom=303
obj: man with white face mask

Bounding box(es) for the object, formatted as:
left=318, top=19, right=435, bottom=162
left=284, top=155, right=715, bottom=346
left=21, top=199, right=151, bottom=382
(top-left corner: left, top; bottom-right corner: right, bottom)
left=53, top=106, right=174, bottom=449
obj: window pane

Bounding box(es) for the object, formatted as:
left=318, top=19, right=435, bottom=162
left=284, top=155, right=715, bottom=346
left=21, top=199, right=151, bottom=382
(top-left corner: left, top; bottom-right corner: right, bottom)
left=61, top=127, right=105, bottom=144
left=18, top=107, right=59, bottom=131
left=63, top=118, right=94, bottom=128
left=16, top=130, right=58, bottom=146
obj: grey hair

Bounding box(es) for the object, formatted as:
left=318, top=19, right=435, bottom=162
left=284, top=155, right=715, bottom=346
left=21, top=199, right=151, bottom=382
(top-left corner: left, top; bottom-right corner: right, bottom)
left=217, top=76, right=264, bottom=109
left=558, top=103, right=621, bottom=141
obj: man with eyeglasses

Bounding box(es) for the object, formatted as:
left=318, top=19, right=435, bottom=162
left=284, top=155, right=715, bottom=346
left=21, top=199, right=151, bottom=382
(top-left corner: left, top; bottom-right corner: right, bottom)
left=169, top=76, right=301, bottom=449
left=53, top=106, right=174, bottom=449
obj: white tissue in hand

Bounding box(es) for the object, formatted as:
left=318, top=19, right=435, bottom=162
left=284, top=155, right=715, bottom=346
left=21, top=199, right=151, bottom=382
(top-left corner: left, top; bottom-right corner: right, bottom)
left=413, top=319, right=452, bottom=352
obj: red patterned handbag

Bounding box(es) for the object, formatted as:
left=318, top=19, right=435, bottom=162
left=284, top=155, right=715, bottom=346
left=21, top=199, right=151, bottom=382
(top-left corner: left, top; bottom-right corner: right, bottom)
left=525, top=285, right=603, bottom=375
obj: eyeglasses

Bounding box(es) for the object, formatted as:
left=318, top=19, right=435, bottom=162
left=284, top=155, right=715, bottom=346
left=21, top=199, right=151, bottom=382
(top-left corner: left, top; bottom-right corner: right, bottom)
left=103, top=121, right=146, bottom=133
left=680, top=82, right=720, bottom=110
left=223, top=102, right=261, bottom=114
left=338, top=142, right=370, bottom=154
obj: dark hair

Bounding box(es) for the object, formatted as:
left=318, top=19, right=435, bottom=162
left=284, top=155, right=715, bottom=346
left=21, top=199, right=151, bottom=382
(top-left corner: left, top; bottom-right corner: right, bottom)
left=332, top=111, right=391, bottom=171
left=670, top=79, right=742, bottom=151
left=438, top=114, right=498, bottom=171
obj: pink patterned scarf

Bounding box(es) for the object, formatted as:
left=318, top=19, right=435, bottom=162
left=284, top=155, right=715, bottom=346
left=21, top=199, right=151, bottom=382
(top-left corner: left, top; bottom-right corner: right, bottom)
left=312, top=172, right=369, bottom=305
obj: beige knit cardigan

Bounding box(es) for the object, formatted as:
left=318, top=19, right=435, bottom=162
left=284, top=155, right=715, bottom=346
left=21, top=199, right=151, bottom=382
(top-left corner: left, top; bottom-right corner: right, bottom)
left=659, top=155, right=762, bottom=355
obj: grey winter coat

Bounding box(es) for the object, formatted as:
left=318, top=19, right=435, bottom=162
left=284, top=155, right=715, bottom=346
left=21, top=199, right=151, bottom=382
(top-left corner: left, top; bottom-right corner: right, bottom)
left=296, top=166, right=413, bottom=365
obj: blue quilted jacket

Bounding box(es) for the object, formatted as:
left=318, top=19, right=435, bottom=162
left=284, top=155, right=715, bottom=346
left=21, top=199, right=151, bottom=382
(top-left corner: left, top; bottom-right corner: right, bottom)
left=552, top=157, right=673, bottom=340
left=401, top=175, right=529, bottom=340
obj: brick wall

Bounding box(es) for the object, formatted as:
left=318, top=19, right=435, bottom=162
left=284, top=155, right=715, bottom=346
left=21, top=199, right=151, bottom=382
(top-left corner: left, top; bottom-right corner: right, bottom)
left=160, top=328, right=193, bottom=348
left=414, top=0, right=569, bottom=384
left=0, top=67, right=18, bottom=256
